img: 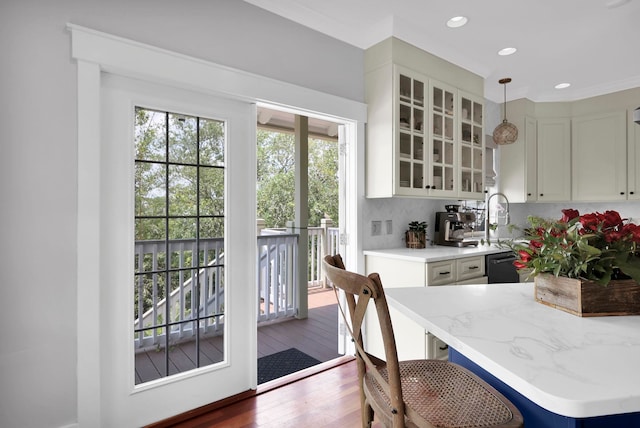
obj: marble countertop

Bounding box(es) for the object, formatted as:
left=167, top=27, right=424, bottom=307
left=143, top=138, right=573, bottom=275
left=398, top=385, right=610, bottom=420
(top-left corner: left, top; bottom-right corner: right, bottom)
left=363, top=244, right=512, bottom=263
left=385, top=283, right=640, bottom=418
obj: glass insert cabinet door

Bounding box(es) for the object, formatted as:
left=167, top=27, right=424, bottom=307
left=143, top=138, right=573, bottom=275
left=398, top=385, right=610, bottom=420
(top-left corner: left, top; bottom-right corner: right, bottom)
left=430, top=80, right=456, bottom=195
left=397, top=71, right=427, bottom=192
left=459, top=93, right=484, bottom=195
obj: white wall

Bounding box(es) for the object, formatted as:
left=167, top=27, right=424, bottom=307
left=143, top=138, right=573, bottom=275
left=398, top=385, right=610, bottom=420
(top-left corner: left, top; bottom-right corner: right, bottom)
left=0, top=1, right=363, bottom=427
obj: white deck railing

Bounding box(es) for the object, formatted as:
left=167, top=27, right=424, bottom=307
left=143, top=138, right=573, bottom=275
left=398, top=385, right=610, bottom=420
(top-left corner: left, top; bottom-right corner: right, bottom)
left=133, top=238, right=225, bottom=348
left=134, top=222, right=339, bottom=348
left=257, top=233, right=298, bottom=322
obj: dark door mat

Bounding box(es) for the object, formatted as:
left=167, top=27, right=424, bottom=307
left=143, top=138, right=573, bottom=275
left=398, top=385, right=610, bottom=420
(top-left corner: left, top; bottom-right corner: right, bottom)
left=258, top=348, right=321, bottom=384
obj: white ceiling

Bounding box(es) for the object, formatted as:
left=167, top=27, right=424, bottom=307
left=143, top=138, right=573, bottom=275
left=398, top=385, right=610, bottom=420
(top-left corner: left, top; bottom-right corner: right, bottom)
left=244, top=0, right=640, bottom=104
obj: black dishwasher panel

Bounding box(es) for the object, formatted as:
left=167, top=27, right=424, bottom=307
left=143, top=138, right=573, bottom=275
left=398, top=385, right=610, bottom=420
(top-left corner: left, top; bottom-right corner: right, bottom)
left=486, top=252, right=519, bottom=283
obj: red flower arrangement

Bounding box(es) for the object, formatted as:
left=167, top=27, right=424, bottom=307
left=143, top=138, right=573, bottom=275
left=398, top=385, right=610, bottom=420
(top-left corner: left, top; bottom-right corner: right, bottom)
left=507, top=209, right=640, bottom=286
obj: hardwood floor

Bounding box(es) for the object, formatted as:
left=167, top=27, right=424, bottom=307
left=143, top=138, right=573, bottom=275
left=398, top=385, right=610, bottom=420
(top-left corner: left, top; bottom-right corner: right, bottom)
left=145, top=290, right=383, bottom=428
left=152, top=359, right=374, bottom=428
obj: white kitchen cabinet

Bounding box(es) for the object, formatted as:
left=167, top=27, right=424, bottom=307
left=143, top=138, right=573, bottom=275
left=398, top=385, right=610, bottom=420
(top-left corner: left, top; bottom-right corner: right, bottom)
left=364, top=254, right=487, bottom=361
left=572, top=111, right=627, bottom=201
left=497, top=101, right=538, bottom=203
left=628, top=108, right=640, bottom=200
left=428, top=333, right=449, bottom=360
left=458, top=91, right=485, bottom=199
left=425, top=259, right=456, bottom=285
left=364, top=38, right=485, bottom=199
left=428, top=79, right=458, bottom=198
left=524, top=116, right=538, bottom=201
left=397, top=67, right=429, bottom=196
left=365, top=64, right=430, bottom=197
left=537, top=118, right=571, bottom=201
left=499, top=91, right=640, bottom=204
left=456, top=255, right=485, bottom=282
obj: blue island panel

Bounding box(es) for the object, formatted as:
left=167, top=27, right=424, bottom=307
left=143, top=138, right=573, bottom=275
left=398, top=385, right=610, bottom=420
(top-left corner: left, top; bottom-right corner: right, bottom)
left=449, top=347, right=640, bottom=428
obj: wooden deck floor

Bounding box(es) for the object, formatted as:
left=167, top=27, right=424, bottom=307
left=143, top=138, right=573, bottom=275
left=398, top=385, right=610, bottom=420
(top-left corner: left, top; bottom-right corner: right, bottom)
left=135, top=288, right=341, bottom=384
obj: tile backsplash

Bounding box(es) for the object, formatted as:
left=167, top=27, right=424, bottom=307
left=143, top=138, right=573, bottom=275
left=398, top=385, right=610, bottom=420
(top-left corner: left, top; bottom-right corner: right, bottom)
left=362, top=198, right=468, bottom=249
left=362, top=197, right=640, bottom=249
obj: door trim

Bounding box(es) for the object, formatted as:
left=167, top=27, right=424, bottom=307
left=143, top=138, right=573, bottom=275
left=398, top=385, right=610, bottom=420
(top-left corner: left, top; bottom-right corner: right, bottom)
left=70, top=23, right=366, bottom=427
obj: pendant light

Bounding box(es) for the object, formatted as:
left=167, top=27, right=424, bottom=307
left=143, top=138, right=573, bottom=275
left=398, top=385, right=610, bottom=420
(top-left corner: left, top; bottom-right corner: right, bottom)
left=492, top=78, right=518, bottom=145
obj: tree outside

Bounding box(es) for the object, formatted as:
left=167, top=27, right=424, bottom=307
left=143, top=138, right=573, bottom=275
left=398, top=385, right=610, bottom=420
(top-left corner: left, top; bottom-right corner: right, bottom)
left=134, top=112, right=340, bottom=319
left=256, top=129, right=339, bottom=228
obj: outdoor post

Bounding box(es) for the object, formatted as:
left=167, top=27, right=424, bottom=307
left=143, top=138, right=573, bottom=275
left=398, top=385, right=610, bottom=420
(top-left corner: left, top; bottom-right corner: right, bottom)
left=294, top=115, right=309, bottom=319
left=320, top=218, right=333, bottom=288
left=256, top=218, right=266, bottom=236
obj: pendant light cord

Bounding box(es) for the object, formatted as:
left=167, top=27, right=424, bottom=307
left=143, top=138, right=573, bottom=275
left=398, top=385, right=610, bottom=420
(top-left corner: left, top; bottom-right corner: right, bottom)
left=503, top=83, right=507, bottom=122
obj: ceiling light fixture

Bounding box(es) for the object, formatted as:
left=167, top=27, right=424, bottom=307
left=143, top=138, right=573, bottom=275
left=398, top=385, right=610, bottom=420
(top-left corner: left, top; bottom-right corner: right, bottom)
left=498, top=47, right=517, bottom=56
left=446, top=16, right=468, bottom=28
left=493, top=78, right=519, bottom=145
left=555, top=82, right=571, bottom=89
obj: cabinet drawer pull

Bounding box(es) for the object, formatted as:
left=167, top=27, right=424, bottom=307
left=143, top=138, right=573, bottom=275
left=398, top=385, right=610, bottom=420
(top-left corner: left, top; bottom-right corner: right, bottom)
left=439, top=271, right=451, bottom=275
left=439, top=345, right=449, bottom=351
left=468, top=266, right=479, bottom=270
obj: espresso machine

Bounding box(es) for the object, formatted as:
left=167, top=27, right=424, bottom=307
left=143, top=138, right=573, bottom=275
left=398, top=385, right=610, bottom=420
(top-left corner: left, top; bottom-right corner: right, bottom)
left=434, top=209, right=479, bottom=247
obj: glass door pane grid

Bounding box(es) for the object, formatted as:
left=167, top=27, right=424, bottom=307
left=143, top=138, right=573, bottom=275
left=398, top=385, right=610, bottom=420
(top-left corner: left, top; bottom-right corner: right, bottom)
left=134, top=107, right=225, bottom=383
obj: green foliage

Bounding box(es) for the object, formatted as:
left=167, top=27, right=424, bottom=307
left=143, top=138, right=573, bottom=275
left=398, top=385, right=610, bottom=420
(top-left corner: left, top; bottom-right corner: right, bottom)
left=504, top=210, right=640, bottom=286
left=408, top=221, right=428, bottom=232
left=256, top=129, right=339, bottom=228
left=133, top=111, right=339, bottom=320
left=134, top=108, right=226, bottom=318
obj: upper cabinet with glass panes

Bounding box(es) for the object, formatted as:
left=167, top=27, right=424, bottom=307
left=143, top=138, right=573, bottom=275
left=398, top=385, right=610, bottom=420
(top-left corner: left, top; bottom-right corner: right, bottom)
left=458, top=91, right=484, bottom=198
left=396, top=68, right=428, bottom=196
left=364, top=37, right=485, bottom=199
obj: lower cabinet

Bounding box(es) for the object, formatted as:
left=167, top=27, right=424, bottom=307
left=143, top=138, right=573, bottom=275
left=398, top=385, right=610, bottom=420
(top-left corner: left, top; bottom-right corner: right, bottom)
left=364, top=254, right=486, bottom=361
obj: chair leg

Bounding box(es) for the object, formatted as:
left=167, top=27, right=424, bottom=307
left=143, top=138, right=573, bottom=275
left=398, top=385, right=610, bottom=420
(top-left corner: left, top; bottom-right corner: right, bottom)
left=362, top=398, right=374, bottom=428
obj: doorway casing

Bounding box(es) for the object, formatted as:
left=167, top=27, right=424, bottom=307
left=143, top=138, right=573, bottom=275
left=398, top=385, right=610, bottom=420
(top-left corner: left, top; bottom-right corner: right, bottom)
left=70, top=23, right=366, bottom=427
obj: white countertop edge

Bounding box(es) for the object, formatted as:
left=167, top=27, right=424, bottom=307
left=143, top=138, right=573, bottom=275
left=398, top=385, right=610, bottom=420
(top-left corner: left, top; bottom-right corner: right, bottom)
left=385, top=286, right=640, bottom=418
left=364, top=245, right=511, bottom=263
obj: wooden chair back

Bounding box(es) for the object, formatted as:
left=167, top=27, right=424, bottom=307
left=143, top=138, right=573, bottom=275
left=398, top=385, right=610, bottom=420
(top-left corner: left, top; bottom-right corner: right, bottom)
left=323, top=254, right=405, bottom=426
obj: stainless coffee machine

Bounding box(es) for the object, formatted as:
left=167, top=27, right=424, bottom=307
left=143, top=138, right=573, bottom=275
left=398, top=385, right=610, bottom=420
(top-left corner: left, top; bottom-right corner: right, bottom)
left=434, top=211, right=479, bottom=247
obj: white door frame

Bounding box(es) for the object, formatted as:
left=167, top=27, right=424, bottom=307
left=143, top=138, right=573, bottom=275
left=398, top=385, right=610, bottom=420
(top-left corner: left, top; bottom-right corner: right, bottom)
left=70, top=23, right=366, bottom=427
left=99, top=74, right=257, bottom=426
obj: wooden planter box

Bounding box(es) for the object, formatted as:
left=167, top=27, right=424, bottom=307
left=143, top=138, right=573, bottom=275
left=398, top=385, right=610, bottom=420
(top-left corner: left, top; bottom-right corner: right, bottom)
left=405, top=231, right=426, bottom=249
left=534, top=273, right=640, bottom=317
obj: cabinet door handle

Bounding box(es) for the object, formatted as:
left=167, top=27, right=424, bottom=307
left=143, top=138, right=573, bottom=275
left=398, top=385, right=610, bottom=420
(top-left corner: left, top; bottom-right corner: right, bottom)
left=439, top=271, right=451, bottom=275
left=425, top=185, right=431, bottom=189
left=621, top=192, right=625, bottom=195
left=631, top=191, right=635, bottom=195
left=540, top=193, right=544, bottom=197
left=527, top=192, right=532, bottom=196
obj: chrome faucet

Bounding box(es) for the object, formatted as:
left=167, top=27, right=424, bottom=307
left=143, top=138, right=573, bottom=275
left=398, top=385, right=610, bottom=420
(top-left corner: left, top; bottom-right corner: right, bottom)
left=485, top=192, right=510, bottom=242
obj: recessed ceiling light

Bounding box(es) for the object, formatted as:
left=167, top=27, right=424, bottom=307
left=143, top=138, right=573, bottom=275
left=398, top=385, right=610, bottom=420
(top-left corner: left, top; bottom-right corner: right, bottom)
left=498, top=47, right=517, bottom=56
left=555, top=83, right=571, bottom=89
left=446, top=16, right=468, bottom=28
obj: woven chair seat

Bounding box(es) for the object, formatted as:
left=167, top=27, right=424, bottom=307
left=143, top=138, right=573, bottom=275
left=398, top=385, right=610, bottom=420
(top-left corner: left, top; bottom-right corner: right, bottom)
left=365, top=359, right=516, bottom=428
